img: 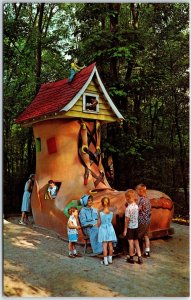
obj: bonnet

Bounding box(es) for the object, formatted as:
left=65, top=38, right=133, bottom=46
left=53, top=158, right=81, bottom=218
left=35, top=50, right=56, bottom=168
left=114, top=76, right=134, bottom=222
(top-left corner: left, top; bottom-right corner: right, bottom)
left=80, top=194, right=90, bottom=207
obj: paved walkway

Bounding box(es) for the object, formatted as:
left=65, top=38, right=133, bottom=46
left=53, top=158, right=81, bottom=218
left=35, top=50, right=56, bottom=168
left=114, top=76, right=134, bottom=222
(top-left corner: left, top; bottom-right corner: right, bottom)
left=3, top=218, right=190, bottom=297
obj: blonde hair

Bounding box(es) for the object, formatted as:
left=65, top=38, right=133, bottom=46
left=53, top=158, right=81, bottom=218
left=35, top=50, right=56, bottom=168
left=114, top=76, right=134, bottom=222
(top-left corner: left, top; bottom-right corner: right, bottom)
left=125, top=189, right=137, bottom=203
left=101, top=197, right=110, bottom=207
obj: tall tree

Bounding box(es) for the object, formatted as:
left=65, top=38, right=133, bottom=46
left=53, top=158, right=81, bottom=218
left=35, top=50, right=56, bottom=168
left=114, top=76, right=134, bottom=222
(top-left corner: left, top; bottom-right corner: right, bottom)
left=72, top=3, right=189, bottom=207
left=3, top=3, right=75, bottom=212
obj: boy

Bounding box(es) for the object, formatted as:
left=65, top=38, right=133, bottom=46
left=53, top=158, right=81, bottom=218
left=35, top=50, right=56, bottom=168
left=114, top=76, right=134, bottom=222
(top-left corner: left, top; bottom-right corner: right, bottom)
left=136, top=183, right=151, bottom=257
left=47, top=180, right=58, bottom=199
left=123, top=189, right=143, bottom=264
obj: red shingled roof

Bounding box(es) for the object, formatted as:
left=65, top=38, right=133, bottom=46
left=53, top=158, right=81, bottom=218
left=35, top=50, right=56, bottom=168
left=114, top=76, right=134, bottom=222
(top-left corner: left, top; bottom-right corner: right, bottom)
left=16, top=62, right=96, bottom=124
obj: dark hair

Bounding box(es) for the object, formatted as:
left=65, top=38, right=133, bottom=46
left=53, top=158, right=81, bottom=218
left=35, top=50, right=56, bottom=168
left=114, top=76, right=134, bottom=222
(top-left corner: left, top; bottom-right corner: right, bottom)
left=68, top=207, right=77, bottom=215
left=88, top=195, right=93, bottom=201
left=48, top=180, right=55, bottom=184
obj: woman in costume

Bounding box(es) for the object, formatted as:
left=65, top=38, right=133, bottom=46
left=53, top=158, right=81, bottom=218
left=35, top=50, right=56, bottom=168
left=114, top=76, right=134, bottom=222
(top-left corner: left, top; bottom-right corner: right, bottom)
left=79, top=194, right=102, bottom=255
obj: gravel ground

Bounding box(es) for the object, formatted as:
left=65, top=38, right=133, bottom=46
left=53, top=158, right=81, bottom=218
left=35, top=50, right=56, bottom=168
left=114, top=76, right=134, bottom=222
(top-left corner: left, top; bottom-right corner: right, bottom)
left=3, top=217, right=190, bottom=297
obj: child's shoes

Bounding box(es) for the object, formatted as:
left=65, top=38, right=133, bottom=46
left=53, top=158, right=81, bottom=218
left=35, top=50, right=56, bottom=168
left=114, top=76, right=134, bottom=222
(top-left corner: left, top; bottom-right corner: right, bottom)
left=101, top=257, right=109, bottom=266
left=19, top=220, right=26, bottom=225
left=68, top=254, right=76, bottom=258
left=143, top=251, right=150, bottom=258
left=127, top=257, right=135, bottom=264
left=74, top=253, right=82, bottom=257
left=137, top=256, right=143, bottom=264
left=101, top=260, right=109, bottom=266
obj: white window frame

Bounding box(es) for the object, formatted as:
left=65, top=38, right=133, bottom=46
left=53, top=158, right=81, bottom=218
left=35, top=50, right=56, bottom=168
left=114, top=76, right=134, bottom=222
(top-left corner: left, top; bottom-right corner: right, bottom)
left=83, top=93, right=99, bottom=114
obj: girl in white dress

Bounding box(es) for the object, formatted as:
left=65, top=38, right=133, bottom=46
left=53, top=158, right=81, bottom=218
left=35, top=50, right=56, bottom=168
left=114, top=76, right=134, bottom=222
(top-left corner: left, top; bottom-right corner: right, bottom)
left=98, top=197, right=117, bottom=266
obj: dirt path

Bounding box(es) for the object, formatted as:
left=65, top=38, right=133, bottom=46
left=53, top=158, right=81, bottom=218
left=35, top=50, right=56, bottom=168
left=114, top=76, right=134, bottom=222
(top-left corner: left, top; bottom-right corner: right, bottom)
left=3, top=217, right=189, bottom=297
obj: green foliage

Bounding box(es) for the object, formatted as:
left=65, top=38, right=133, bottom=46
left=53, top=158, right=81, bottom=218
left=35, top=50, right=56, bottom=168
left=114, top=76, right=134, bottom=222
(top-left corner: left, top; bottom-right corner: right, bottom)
left=3, top=3, right=75, bottom=212
left=3, top=3, right=189, bottom=212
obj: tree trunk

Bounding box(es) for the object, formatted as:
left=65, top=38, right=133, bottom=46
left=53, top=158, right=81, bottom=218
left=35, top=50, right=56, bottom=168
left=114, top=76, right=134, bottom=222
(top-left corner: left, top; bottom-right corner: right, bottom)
left=109, top=4, right=121, bottom=82
left=133, top=95, right=141, bottom=138
left=130, top=3, right=140, bottom=29
left=35, top=3, right=44, bottom=94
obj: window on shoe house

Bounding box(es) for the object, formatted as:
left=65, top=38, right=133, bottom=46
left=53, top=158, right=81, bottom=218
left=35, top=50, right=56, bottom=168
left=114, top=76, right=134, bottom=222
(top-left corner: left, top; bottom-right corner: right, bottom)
left=83, top=93, right=99, bottom=113
left=35, top=138, right=41, bottom=152
left=47, top=137, right=57, bottom=154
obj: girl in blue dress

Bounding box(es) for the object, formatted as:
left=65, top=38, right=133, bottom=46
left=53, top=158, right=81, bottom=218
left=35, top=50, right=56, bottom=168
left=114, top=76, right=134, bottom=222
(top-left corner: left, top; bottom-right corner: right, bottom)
left=98, top=197, right=117, bottom=266
left=19, top=174, right=35, bottom=225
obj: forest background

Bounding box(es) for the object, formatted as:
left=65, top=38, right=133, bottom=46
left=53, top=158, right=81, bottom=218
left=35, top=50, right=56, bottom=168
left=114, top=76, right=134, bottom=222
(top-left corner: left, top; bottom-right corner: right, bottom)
left=3, top=3, right=189, bottom=219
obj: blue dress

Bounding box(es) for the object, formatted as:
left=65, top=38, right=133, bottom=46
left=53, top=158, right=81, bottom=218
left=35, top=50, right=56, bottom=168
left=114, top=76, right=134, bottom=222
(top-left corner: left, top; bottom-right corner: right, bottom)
left=21, top=180, right=32, bottom=212
left=98, top=212, right=117, bottom=243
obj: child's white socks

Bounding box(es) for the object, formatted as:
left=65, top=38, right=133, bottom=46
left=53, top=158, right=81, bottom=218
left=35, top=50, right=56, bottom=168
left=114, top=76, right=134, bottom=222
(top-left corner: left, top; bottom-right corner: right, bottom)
left=101, top=256, right=109, bottom=266
left=104, top=257, right=109, bottom=265
left=108, top=256, right=112, bottom=264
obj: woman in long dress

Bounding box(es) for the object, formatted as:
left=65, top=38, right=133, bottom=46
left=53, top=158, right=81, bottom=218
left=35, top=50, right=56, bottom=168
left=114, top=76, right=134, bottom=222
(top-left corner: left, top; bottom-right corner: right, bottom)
left=79, top=195, right=103, bottom=255
left=19, top=174, right=35, bottom=225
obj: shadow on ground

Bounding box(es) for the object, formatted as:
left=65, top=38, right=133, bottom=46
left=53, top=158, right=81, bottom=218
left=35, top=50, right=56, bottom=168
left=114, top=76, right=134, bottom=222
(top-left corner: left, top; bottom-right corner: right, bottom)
left=3, top=218, right=190, bottom=297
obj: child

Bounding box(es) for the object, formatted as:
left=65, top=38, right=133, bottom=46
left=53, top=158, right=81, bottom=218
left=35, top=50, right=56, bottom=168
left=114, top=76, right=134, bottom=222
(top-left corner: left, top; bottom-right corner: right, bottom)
left=67, top=207, right=82, bottom=258
left=47, top=180, right=58, bottom=199
left=123, top=189, right=143, bottom=264
left=86, top=97, right=98, bottom=111
left=136, top=183, right=151, bottom=257
left=98, top=197, right=117, bottom=266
